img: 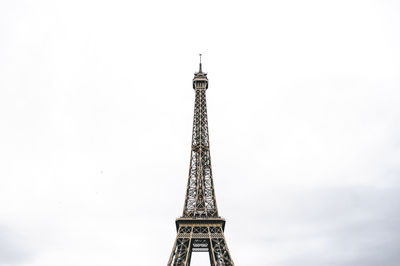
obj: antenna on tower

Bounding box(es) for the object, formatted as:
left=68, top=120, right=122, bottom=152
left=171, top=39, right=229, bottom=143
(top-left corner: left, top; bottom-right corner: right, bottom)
left=199, top=53, right=202, bottom=73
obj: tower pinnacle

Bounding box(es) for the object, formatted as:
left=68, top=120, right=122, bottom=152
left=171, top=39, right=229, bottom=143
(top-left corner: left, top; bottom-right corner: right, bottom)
left=199, top=53, right=202, bottom=73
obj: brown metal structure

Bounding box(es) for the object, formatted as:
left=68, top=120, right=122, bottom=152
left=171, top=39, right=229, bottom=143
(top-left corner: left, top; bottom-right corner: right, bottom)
left=167, top=56, right=234, bottom=266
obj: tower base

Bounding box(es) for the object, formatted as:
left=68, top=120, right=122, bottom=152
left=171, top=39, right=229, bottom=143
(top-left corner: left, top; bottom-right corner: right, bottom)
left=167, top=218, right=234, bottom=266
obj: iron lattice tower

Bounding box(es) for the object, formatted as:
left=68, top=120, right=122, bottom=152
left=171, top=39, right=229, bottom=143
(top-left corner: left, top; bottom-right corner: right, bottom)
left=167, top=57, right=234, bottom=266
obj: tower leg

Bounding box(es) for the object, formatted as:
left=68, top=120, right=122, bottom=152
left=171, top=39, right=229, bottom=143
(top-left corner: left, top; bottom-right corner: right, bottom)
left=210, top=237, right=234, bottom=266
left=168, top=237, right=192, bottom=266
left=168, top=226, right=193, bottom=266
left=209, top=226, right=234, bottom=266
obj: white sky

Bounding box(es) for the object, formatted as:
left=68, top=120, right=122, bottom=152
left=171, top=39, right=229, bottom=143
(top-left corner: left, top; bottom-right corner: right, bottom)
left=1, top=0, right=400, bottom=265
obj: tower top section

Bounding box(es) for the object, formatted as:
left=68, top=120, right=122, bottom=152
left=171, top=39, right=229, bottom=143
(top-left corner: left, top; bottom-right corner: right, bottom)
left=193, top=54, right=208, bottom=89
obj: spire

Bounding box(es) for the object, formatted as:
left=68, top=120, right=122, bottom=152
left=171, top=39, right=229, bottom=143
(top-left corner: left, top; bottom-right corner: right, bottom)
left=199, top=53, right=202, bottom=73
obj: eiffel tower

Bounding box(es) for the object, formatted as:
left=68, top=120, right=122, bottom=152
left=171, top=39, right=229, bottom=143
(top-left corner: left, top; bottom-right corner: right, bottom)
left=167, top=56, right=234, bottom=266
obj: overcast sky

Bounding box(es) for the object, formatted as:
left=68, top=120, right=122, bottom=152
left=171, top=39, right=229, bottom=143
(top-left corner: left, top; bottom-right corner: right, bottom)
left=1, top=0, right=400, bottom=265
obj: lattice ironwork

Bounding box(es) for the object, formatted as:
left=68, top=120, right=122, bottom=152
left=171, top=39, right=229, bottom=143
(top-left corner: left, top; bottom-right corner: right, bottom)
left=168, top=224, right=234, bottom=266
left=167, top=57, right=234, bottom=266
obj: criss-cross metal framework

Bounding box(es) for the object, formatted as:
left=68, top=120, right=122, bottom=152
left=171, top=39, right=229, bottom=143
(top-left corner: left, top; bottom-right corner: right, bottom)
left=167, top=59, right=234, bottom=266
